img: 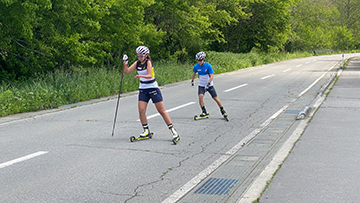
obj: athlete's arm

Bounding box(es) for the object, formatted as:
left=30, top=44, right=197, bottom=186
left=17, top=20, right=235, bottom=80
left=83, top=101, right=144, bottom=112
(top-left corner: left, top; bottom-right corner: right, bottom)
left=191, top=72, right=197, bottom=81
left=123, top=61, right=137, bottom=74
left=208, top=74, right=214, bottom=84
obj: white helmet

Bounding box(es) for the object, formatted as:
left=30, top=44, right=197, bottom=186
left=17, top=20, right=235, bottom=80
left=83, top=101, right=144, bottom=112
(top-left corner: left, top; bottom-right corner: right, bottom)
left=196, top=51, right=206, bottom=60
left=136, top=46, right=150, bottom=54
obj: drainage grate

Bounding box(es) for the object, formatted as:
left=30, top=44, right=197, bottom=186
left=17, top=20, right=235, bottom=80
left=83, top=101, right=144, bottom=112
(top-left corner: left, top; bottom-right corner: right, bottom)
left=284, top=110, right=301, bottom=114
left=194, top=178, right=239, bottom=195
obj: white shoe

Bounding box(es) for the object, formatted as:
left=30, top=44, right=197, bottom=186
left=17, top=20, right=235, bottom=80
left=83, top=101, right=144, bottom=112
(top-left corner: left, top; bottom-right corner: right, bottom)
left=140, top=129, right=150, bottom=137
left=171, top=128, right=179, bottom=138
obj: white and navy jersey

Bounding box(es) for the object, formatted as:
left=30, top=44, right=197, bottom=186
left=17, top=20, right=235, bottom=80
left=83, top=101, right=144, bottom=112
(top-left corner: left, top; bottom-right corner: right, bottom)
left=193, top=62, right=214, bottom=87
left=137, top=59, right=158, bottom=89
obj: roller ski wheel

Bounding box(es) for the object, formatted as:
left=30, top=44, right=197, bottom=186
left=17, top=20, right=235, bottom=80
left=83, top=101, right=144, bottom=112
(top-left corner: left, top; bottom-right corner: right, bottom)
left=172, top=136, right=180, bottom=145
left=223, top=113, right=229, bottom=122
left=194, top=113, right=209, bottom=121
left=130, top=133, right=153, bottom=142
left=221, top=109, right=229, bottom=122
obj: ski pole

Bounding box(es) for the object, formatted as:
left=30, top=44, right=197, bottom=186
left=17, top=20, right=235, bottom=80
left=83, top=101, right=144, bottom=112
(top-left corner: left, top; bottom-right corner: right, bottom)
left=111, top=71, right=124, bottom=137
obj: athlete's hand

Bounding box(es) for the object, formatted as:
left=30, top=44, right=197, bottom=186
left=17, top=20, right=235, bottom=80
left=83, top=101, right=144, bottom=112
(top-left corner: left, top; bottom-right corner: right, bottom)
left=191, top=80, right=194, bottom=86
left=123, top=54, right=128, bottom=65
left=205, top=83, right=210, bottom=90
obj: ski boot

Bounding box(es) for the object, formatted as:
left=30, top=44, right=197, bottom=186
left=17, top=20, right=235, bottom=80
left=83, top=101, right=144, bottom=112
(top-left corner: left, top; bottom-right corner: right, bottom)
left=170, top=127, right=180, bottom=145
left=194, top=112, right=209, bottom=120
left=221, top=109, right=229, bottom=122
left=130, top=130, right=153, bottom=142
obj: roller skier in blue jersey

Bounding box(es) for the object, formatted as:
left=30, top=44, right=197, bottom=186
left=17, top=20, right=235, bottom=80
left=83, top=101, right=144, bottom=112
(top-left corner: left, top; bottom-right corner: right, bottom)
left=191, top=51, right=228, bottom=121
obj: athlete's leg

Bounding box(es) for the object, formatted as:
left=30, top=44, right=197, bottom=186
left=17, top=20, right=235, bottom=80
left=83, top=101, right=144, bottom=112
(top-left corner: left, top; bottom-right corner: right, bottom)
left=199, top=93, right=205, bottom=108
left=213, top=96, right=223, bottom=108
left=154, top=101, right=172, bottom=125
left=138, top=101, right=148, bottom=125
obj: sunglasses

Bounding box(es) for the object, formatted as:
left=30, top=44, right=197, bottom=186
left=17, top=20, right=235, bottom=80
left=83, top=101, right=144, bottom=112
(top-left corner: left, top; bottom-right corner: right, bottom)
left=137, top=54, right=145, bottom=57
left=197, top=59, right=203, bottom=62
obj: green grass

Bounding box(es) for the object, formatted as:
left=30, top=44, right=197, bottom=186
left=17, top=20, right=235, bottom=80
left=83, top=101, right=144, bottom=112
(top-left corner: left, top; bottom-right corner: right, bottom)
left=0, top=50, right=336, bottom=117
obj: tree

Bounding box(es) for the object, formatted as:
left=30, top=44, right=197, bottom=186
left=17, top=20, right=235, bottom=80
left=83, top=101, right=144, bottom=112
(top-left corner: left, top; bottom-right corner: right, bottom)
left=331, top=26, right=354, bottom=50
left=0, top=0, right=163, bottom=81
left=210, top=0, right=297, bottom=53
left=0, top=0, right=52, bottom=80
left=286, top=0, right=339, bottom=51
left=331, top=0, right=360, bottom=49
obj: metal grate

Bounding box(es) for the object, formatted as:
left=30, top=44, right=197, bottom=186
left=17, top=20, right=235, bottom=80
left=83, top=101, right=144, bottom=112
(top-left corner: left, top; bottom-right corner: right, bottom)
left=194, top=178, right=239, bottom=195
left=284, top=110, right=301, bottom=114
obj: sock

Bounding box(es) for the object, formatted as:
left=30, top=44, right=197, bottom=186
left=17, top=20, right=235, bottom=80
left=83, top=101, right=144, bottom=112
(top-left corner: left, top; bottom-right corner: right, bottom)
left=220, top=106, right=224, bottom=111
left=201, top=106, right=207, bottom=114
left=168, top=124, right=178, bottom=137
left=142, top=124, right=149, bottom=133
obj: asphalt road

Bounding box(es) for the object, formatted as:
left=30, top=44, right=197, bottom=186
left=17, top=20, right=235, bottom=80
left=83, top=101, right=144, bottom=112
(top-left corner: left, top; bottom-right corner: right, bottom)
left=1, top=53, right=359, bottom=203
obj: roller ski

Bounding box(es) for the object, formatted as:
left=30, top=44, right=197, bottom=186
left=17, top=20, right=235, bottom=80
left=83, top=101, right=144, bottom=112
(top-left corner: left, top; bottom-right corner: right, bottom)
left=172, top=135, right=180, bottom=145
left=221, top=108, right=229, bottom=122
left=130, top=132, right=153, bottom=142
left=194, top=112, right=209, bottom=121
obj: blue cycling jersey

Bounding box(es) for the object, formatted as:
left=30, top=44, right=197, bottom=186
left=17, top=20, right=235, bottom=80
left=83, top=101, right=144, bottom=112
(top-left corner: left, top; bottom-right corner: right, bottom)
left=193, top=62, right=214, bottom=87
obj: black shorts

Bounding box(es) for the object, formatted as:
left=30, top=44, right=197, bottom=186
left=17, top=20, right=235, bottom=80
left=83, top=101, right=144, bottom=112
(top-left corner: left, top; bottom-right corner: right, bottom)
left=138, top=88, right=163, bottom=103
left=198, top=86, right=218, bottom=98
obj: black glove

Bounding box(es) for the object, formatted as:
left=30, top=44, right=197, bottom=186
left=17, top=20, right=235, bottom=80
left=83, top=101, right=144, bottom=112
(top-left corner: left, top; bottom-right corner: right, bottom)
left=205, top=82, right=210, bottom=90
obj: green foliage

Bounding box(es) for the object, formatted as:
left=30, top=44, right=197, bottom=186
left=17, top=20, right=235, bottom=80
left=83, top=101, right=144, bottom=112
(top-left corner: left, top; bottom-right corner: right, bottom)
left=331, top=26, right=354, bottom=50
left=144, top=0, right=215, bottom=61
left=1, top=0, right=360, bottom=83
left=210, top=0, right=296, bottom=53
left=286, top=0, right=359, bottom=52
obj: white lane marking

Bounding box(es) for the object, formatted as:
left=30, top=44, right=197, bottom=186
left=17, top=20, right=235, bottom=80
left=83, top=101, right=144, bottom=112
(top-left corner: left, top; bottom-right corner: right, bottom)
left=305, top=61, right=311, bottom=64
left=224, top=84, right=248, bottom=93
left=161, top=104, right=290, bottom=203
left=0, top=151, right=48, bottom=169
left=137, top=102, right=196, bottom=121
left=238, top=87, right=329, bottom=203
left=260, top=74, right=275, bottom=80
left=298, top=63, right=337, bottom=97
left=238, top=117, right=309, bottom=203
left=296, top=64, right=303, bottom=68
left=283, top=68, right=291, bottom=73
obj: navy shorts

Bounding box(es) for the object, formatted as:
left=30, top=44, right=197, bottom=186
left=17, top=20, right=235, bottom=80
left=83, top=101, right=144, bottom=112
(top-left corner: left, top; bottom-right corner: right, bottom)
left=139, top=88, right=163, bottom=103
left=198, top=86, right=218, bottom=98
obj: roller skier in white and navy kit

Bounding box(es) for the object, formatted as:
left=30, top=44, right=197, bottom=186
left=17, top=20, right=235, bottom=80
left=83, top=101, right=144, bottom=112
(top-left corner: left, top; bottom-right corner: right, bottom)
left=122, top=46, right=180, bottom=144
left=191, top=51, right=228, bottom=120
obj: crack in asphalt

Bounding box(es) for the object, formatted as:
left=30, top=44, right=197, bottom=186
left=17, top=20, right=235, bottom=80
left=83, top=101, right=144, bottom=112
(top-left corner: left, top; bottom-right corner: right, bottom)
left=123, top=123, right=234, bottom=203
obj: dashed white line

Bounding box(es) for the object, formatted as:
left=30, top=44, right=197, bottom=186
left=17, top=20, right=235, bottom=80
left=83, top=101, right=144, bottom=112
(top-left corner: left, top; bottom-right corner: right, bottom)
left=224, top=84, right=248, bottom=93
left=261, top=74, right=275, bottom=80
left=0, top=151, right=49, bottom=169
left=298, top=63, right=337, bottom=97
left=296, top=64, right=303, bottom=68
left=283, top=68, right=291, bottom=73
left=137, top=102, right=196, bottom=121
